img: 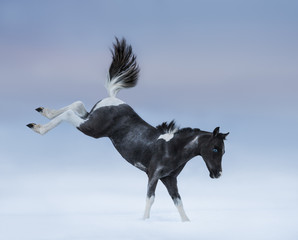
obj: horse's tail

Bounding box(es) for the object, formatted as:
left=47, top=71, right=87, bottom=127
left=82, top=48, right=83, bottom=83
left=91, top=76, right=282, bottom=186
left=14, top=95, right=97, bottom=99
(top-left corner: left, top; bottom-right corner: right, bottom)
left=105, top=37, right=140, bottom=98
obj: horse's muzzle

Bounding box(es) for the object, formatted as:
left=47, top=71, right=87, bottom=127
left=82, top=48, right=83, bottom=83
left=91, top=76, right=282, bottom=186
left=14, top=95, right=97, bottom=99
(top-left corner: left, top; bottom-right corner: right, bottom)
left=209, top=171, right=222, bottom=179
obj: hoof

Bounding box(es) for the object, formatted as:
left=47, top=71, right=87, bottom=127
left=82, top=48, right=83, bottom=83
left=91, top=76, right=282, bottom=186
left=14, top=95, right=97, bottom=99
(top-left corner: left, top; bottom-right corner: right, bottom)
left=26, top=123, right=44, bottom=134
left=35, top=107, right=44, bottom=112
left=182, top=217, right=190, bottom=222
left=26, top=123, right=36, bottom=128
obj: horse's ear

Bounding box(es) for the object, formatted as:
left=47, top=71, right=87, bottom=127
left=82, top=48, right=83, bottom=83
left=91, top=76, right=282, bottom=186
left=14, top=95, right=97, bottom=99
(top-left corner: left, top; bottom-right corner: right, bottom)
left=213, top=127, right=220, bottom=137
left=222, top=132, right=229, bottom=139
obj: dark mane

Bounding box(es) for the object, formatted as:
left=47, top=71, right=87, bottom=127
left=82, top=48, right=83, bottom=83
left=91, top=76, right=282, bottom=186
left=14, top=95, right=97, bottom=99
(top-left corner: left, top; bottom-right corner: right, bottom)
left=177, top=127, right=200, bottom=134
left=156, top=120, right=178, bottom=134
left=156, top=121, right=202, bottom=136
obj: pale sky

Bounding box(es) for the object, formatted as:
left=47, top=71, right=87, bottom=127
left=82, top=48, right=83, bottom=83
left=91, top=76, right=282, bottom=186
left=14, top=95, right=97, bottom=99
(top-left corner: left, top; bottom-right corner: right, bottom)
left=0, top=0, right=297, bottom=167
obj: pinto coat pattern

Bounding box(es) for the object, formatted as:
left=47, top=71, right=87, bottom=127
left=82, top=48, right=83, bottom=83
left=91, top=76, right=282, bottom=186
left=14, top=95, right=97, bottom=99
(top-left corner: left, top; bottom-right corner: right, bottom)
left=27, top=38, right=229, bottom=222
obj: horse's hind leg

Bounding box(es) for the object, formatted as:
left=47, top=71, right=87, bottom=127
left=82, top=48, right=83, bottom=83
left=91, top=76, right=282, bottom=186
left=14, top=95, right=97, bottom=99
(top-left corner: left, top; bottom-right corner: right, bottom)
left=36, top=101, right=88, bottom=119
left=27, top=109, right=85, bottom=135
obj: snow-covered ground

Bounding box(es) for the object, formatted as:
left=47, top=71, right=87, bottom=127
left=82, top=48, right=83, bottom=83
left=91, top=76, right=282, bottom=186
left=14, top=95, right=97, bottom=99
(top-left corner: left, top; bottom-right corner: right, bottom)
left=1, top=150, right=297, bottom=240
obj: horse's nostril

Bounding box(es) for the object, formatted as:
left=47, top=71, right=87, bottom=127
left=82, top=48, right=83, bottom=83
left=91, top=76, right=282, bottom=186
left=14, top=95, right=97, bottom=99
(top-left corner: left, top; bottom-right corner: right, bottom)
left=214, top=171, right=222, bottom=178
left=209, top=169, right=222, bottom=179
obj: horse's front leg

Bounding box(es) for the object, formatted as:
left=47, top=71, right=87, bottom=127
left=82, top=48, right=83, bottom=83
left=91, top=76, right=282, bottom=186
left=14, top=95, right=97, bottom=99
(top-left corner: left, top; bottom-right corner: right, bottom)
left=27, top=109, right=85, bottom=135
left=36, top=101, right=88, bottom=119
left=160, top=176, right=190, bottom=222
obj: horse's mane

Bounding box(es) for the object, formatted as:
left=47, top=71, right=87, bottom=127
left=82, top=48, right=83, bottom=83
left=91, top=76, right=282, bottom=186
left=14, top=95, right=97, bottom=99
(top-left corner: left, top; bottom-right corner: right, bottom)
left=156, top=121, right=201, bottom=136
left=156, top=120, right=178, bottom=134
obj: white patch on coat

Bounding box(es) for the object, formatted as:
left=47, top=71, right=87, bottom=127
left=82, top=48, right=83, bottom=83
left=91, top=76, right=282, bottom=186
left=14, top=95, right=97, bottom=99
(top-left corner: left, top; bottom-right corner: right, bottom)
left=183, top=136, right=199, bottom=151
left=93, top=97, right=125, bottom=111
left=134, top=162, right=147, bottom=171
left=157, top=128, right=178, bottom=142
left=190, top=136, right=198, bottom=144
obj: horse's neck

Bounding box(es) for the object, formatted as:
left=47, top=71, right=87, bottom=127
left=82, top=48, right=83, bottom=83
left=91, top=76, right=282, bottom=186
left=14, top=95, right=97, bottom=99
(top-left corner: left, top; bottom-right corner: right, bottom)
left=174, top=129, right=202, bottom=160
left=196, top=131, right=212, bottom=154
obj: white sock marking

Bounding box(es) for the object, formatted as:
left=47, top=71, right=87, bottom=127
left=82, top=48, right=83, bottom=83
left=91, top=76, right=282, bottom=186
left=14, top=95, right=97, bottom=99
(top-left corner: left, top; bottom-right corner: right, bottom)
left=175, top=198, right=190, bottom=222
left=40, top=101, right=87, bottom=119
left=143, top=196, right=155, bottom=220
left=32, top=110, right=86, bottom=135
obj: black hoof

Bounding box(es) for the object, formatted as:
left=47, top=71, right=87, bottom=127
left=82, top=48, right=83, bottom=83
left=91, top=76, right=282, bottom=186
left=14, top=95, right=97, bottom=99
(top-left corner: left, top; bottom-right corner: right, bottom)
left=35, top=107, right=43, bottom=112
left=26, top=123, right=36, bottom=128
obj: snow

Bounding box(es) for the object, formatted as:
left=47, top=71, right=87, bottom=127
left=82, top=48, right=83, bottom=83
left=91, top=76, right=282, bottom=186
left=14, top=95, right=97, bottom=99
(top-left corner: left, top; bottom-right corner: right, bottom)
left=0, top=158, right=297, bottom=240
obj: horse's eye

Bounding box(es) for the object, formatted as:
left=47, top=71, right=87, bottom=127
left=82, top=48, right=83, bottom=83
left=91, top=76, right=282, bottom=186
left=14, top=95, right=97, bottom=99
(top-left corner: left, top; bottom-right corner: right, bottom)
left=212, top=148, right=218, bottom=153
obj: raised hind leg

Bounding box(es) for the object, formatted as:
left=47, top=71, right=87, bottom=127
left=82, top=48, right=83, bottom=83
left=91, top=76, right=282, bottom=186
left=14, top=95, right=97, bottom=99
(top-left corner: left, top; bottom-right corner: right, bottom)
left=36, top=101, right=88, bottom=119
left=27, top=109, right=86, bottom=135
left=161, top=176, right=190, bottom=222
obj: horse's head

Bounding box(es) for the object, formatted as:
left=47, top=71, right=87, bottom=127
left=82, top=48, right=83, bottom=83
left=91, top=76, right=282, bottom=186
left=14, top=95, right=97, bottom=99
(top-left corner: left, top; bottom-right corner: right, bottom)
left=200, top=127, right=229, bottom=179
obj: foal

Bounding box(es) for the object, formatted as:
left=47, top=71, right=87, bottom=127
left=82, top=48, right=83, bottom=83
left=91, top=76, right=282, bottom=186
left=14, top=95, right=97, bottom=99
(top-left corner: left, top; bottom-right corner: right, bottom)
left=27, top=38, right=229, bottom=222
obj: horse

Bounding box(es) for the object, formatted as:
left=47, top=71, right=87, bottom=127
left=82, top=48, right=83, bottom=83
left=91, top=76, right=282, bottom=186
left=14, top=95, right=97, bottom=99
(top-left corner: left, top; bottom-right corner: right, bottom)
left=27, top=38, right=229, bottom=222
